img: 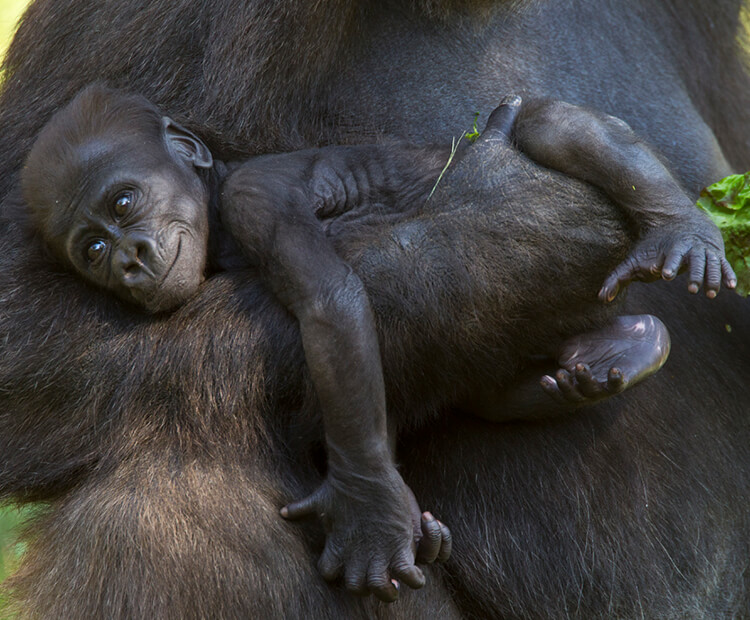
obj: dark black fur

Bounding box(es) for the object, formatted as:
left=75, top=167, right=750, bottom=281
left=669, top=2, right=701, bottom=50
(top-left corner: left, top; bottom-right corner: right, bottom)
left=0, top=0, right=749, bottom=617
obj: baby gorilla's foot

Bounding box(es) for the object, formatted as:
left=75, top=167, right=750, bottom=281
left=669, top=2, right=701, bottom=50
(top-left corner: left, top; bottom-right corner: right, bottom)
left=541, top=314, right=670, bottom=405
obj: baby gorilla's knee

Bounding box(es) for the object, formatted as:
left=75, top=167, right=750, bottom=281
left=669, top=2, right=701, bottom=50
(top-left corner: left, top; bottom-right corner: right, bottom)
left=514, top=99, right=594, bottom=167
left=514, top=98, right=640, bottom=178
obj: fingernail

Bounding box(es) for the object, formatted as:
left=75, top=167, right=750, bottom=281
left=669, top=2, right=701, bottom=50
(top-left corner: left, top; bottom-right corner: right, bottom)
left=280, top=507, right=289, bottom=518
left=423, top=511, right=434, bottom=520
left=707, top=290, right=717, bottom=299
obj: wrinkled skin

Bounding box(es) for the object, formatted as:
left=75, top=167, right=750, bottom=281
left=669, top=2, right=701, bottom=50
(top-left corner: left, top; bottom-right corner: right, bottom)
left=36, top=136, right=210, bottom=312
left=0, top=0, right=749, bottom=618
left=20, top=88, right=213, bottom=313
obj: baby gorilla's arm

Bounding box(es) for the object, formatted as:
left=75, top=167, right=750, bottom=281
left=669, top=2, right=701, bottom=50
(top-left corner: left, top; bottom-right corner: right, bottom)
left=219, top=148, right=450, bottom=602
left=513, top=99, right=736, bottom=300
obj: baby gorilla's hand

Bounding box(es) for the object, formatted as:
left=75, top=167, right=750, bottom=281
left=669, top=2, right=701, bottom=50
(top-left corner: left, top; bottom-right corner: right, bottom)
left=280, top=466, right=451, bottom=602
left=599, top=212, right=737, bottom=302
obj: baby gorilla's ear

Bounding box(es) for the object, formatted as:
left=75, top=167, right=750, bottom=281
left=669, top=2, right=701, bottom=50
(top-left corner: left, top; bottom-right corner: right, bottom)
left=161, top=117, right=213, bottom=169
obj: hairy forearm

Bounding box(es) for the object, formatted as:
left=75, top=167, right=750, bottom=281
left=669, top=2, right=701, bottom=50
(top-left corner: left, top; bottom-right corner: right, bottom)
left=295, top=269, right=392, bottom=470
left=220, top=172, right=395, bottom=473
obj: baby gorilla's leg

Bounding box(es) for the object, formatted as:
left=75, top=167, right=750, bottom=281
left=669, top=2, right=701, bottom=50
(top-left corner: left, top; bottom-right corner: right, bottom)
left=513, top=99, right=736, bottom=300
left=467, top=315, right=670, bottom=422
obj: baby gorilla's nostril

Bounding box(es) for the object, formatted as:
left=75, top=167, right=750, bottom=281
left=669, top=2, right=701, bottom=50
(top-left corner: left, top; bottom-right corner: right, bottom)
left=123, top=262, right=141, bottom=276
left=133, top=239, right=153, bottom=265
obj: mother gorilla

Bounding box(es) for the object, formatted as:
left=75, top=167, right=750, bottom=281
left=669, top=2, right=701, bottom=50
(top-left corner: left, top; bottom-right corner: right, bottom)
left=1, top=0, right=749, bottom=617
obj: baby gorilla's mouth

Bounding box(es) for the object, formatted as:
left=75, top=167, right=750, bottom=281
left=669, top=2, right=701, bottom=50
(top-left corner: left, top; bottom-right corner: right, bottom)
left=132, top=235, right=184, bottom=313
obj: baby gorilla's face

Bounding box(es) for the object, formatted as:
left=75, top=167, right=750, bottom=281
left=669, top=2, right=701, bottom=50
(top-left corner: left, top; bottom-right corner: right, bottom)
left=49, top=140, right=211, bottom=313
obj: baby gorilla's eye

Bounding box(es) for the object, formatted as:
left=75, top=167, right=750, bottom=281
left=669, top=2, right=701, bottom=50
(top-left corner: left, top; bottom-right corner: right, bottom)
left=87, top=240, right=108, bottom=263
left=114, top=191, right=133, bottom=217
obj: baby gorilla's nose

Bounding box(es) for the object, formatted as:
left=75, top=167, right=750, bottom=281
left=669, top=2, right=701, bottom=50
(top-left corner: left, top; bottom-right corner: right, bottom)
left=112, top=232, right=158, bottom=287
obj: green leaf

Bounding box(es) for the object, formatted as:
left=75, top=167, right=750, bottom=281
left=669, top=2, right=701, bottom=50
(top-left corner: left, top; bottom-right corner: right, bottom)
left=696, top=172, right=750, bottom=296
left=465, top=112, right=481, bottom=143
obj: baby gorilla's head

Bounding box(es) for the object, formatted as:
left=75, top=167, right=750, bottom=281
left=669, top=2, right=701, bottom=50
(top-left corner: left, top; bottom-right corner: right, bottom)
left=21, top=84, right=214, bottom=313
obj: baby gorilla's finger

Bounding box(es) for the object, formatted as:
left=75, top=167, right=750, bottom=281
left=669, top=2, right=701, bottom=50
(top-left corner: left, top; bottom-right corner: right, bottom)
left=704, top=250, right=722, bottom=298
left=482, top=95, right=523, bottom=142
left=344, top=560, right=369, bottom=596
left=540, top=375, right=567, bottom=404
left=416, top=512, right=442, bottom=564
left=721, top=257, right=737, bottom=289
left=687, top=248, right=706, bottom=294
left=317, top=544, right=343, bottom=582
left=555, top=369, right=587, bottom=403
left=366, top=561, right=399, bottom=603
left=599, top=258, right=638, bottom=302
left=661, top=243, right=688, bottom=280
left=436, top=520, right=453, bottom=563
left=280, top=492, right=320, bottom=520
left=390, top=552, right=426, bottom=590
left=606, top=367, right=626, bottom=393
left=648, top=256, right=665, bottom=277
left=572, top=363, right=603, bottom=399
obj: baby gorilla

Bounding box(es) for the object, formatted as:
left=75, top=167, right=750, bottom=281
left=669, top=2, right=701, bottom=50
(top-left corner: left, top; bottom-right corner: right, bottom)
left=20, top=85, right=733, bottom=601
